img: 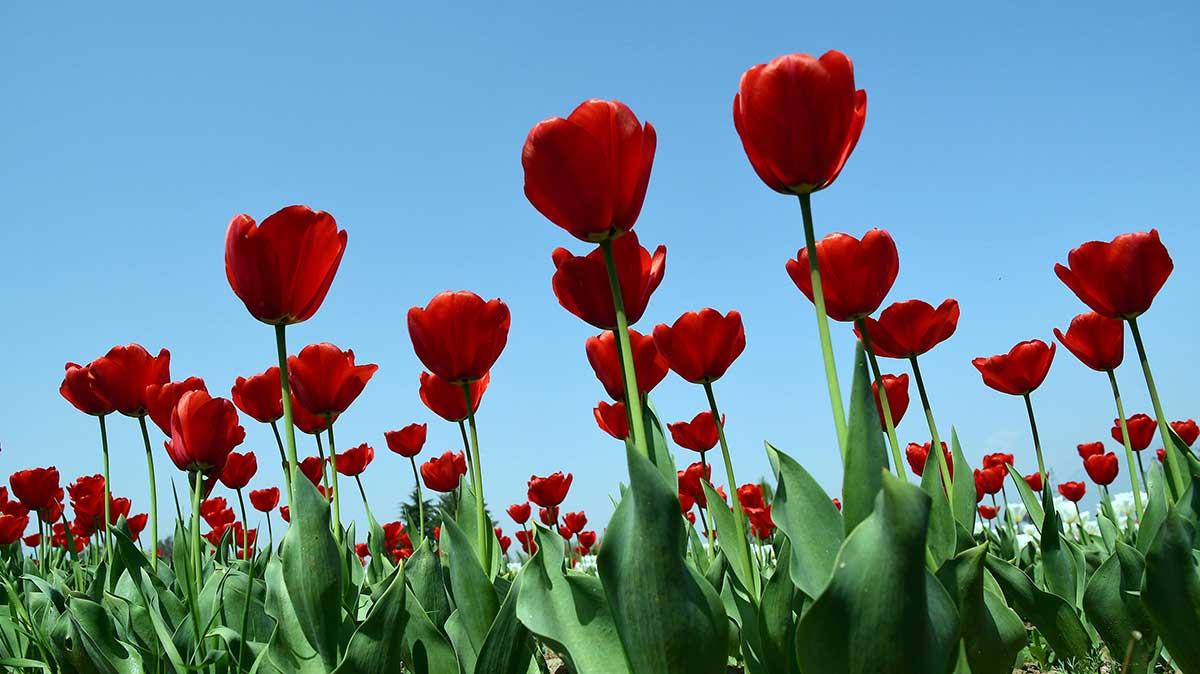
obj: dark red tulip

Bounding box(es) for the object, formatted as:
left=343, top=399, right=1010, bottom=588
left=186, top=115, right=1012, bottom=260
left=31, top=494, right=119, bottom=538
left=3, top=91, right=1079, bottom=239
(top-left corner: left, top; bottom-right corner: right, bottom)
left=421, top=451, right=467, bottom=493
left=593, top=401, right=629, bottom=440
left=737, top=483, right=766, bottom=510
left=667, top=411, right=723, bottom=453
left=290, top=395, right=331, bottom=435
left=507, top=502, right=531, bottom=525
left=1171, top=419, right=1198, bottom=447
left=1084, top=452, right=1119, bottom=486
left=522, top=99, right=657, bottom=242
left=279, top=506, right=290, bottom=523
left=1058, top=481, right=1086, bottom=503
left=419, top=371, right=489, bottom=423
left=972, top=340, right=1056, bottom=396
left=23, top=533, right=40, bottom=547
left=499, top=534, right=512, bottom=555
left=978, top=505, right=999, bottom=520
left=288, top=343, right=378, bottom=418
left=1054, top=230, right=1173, bottom=319
left=408, top=291, right=510, bottom=383
left=679, top=489, right=695, bottom=514
left=577, top=530, right=597, bottom=551
left=384, top=424, right=427, bottom=458
left=298, top=457, right=324, bottom=485
left=970, top=467, right=1005, bottom=497
left=585, top=329, right=668, bottom=400
left=60, top=361, right=115, bottom=416
left=981, top=453, right=1014, bottom=470
left=1023, top=472, right=1043, bottom=492
left=557, top=524, right=574, bottom=540
left=871, top=373, right=909, bottom=428
left=1112, top=414, right=1156, bottom=451
left=539, top=507, right=556, bottom=526
left=127, top=513, right=148, bottom=539
left=89, top=344, right=171, bottom=417
left=1077, top=442, right=1105, bottom=459
left=67, top=475, right=108, bottom=533
left=336, top=443, right=374, bottom=476
left=733, top=51, right=866, bottom=195
left=677, top=461, right=712, bottom=507
left=905, top=442, right=953, bottom=478
left=146, top=377, right=209, bottom=436
left=225, top=205, right=347, bottom=325
left=10, top=467, right=60, bottom=513
left=563, top=511, right=588, bottom=534
left=516, top=529, right=537, bottom=555
left=249, top=487, right=280, bottom=513
left=1053, top=312, right=1124, bottom=372
left=786, top=229, right=898, bottom=322
left=551, top=233, right=666, bottom=329
left=527, top=472, right=573, bottom=508
left=653, top=309, right=746, bottom=384
left=220, top=451, right=257, bottom=489
left=200, top=498, right=235, bottom=528
left=1156, top=449, right=1167, bottom=463
left=232, top=367, right=284, bottom=424
left=832, top=497, right=842, bottom=511
left=0, top=513, right=29, bottom=545
left=164, top=390, right=245, bottom=475
left=856, top=299, right=960, bottom=358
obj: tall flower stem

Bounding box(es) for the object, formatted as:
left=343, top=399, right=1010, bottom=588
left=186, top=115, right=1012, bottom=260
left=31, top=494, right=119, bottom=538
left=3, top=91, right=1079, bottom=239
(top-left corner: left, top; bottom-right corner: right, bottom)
left=188, top=471, right=204, bottom=651
left=265, top=512, right=274, bottom=553
left=457, top=420, right=474, bottom=475
left=696, top=498, right=715, bottom=560
left=274, top=324, right=300, bottom=504
left=461, top=383, right=489, bottom=568
left=599, top=238, right=649, bottom=458
left=908, top=356, right=954, bottom=503
left=855, top=319, right=906, bottom=481
left=1106, top=369, right=1144, bottom=517
left=269, top=420, right=292, bottom=492
left=409, top=457, right=426, bottom=545
left=354, top=476, right=377, bottom=528
left=324, top=424, right=343, bottom=546
left=234, top=488, right=252, bottom=668
left=1127, top=317, right=1186, bottom=498
left=703, top=381, right=758, bottom=596
left=1073, top=502, right=1090, bottom=543
left=999, top=488, right=1018, bottom=543
left=137, top=416, right=159, bottom=570
left=314, top=432, right=331, bottom=490
left=1021, top=394, right=1047, bottom=482
left=97, top=414, right=113, bottom=564
left=798, top=194, right=848, bottom=458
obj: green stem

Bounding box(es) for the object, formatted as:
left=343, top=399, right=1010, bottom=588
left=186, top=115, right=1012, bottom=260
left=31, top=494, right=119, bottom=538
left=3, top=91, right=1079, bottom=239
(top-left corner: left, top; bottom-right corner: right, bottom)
left=1127, top=316, right=1186, bottom=499
left=137, top=415, right=159, bottom=571
left=598, top=238, right=649, bottom=458
left=314, top=431, right=331, bottom=491
left=696, top=498, right=714, bottom=561
left=325, top=424, right=342, bottom=546
left=98, top=414, right=113, bottom=565
left=270, top=420, right=292, bottom=492
left=461, top=382, right=490, bottom=568
left=703, top=382, right=759, bottom=596
left=409, top=457, right=426, bottom=546
left=1021, top=394, right=1047, bottom=482
left=1073, top=502, right=1090, bottom=544
left=856, top=319, right=906, bottom=481
left=266, top=513, right=274, bottom=554
left=1106, top=369, right=1144, bottom=517
left=354, top=475, right=377, bottom=529
left=188, top=471, right=204, bottom=653
left=457, top=420, right=474, bottom=475
left=1000, top=488, right=1018, bottom=543
left=798, top=193, right=848, bottom=458
left=908, top=356, right=954, bottom=503
left=274, top=324, right=300, bottom=505
left=235, top=488, right=252, bottom=668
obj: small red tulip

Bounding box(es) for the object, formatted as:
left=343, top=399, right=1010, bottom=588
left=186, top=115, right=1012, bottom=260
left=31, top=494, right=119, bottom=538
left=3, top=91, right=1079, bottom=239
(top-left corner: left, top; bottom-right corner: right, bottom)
left=551, top=233, right=666, bottom=329
left=219, top=451, right=257, bottom=490
left=336, top=443, right=374, bottom=477
left=516, top=529, right=537, bottom=554
left=231, top=367, right=284, bottom=424
left=871, top=373, right=909, bottom=428
left=384, top=424, right=427, bottom=458
left=288, top=343, right=378, bottom=418
left=290, top=395, right=331, bottom=435
left=539, top=507, right=556, bottom=526
left=1084, top=452, right=1120, bottom=486
left=905, top=442, right=953, bottom=478
left=146, top=377, right=209, bottom=436
left=1170, top=419, right=1198, bottom=447
left=973, top=467, right=1005, bottom=496
left=10, top=467, right=61, bottom=513
left=527, top=472, right=573, bottom=508
left=981, top=453, right=1014, bottom=470
left=563, top=511, right=588, bottom=535
left=89, top=344, right=171, bottom=417
left=507, top=502, right=531, bottom=525
left=677, top=462, right=712, bottom=507
left=498, top=535, right=512, bottom=555
left=408, top=291, right=510, bottom=383
left=1054, top=230, right=1173, bottom=319
left=60, top=361, right=115, bottom=416
left=978, top=505, right=999, bottom=521
left=747, top=505, right=775, bottom=539
left=856, top=299, right=960, bottom=358
left=418, top=372, right=489, bottom=423
left=786, top=229, right=898, bottom=322
left=653, top=309, right=746, bottom=384
left=66, top=475, right=107, bottom=529
left=1023, top=472, right=1043, bottom=492
left=279, top=506, right=290, bottom=523
left=667, top=412, right=723, bottom=453
left=127, top=513, right=148, bottom=539
left=972, top=340, right=1056, bottom=396
left=1077, top=442, right=1105, bottom=459
left=557, top=524, right=573, bottom=540
left=585, top=329, right=668, bottom=400
left=1058, top=481, right=1086, bottom=503
left=201, top=498, right=235, bottom=528
left=686, top=511, right=697, bottom=525
left=832, top=497, right=842, bottom=511
left=737, top=483, right=766, bottom=510
left=164, top=390, right=245, bottom=475
left=1156, top=449, right=1167, bottom=463
left=1112, top=414, right=1156, bottom=451
left=298, top=457, right=324, bottom=485
left=421, top=452, right=467, bottom=493
left=593, top=401, right=629, bottom=440
left=23, top=533, right=40, bottom=547
left=1053, top=312, right=1124, bottom=372
left=577, top=530, right=597, bottom=551
left=249, top=487, right=280, bottom=513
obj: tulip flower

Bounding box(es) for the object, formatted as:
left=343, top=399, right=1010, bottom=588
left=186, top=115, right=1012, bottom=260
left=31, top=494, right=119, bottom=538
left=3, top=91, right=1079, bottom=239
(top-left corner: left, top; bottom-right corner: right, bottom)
left=1084, top=452, right=1119, bottom=486
left=551, top=233, right=665, bottom=329
left=577, top=530, right=597, bottom=551
left=384, top=424, right=427, bottom=458
left=871, top=374, right=909, bottom=429
left=972, top=340, right=1056, bottom=480
left=1077, top=442, right=1105, bottom=459
left=667, top=412, right=723, bottom=454
left=421, top=452, right=467, bottom=493
left=250, top=487, right=280, bottom=513
left=981, top=453, right=1014, bottom=470
left=539, top=507, right=555, bottom=526
left=59, top=359, right=119, bottom=561
left=594, top=401, right=629, bottom=440
left=165, top=391, right=245, bottom=476
left=288, top=343, right=378, bottom=419
left=232, top=367, right=290, bottom=488
left=1157, top=449, right=1167, bottom=463
left=298, top=457, right=324, bottom=486
left=290, top=394, right=331, bottom=436
left=978, top=505, right=998, bottom=521
left=498, top=534, right=512, bottom=556
left=279, top=506, right=290, bottom=523
left=786, top=229, right=898, bottom=323
left=905, top=443, right=953, bottom=479
left=653, top=309, right=746, bottom=385
left=974, top=467, right=1005, bottom=497
left=585, top=329, right=668, bottom=401
left=1172, top=419, right=1199, bottom=447
left=200, top=498, right=235, bottom=528
left=1023, top=472, right=1043, bottom=492
left=1058, top=481, right=1086, bottom=503
left=563, top=511, right=587, bottom=535
left=515, top=529, right=537, bottom=555
left=419, top=371, right=489, bottom=423
left=10, top=467, right=60, bottom=516
left=557, top=524, right=573, bottom=540
left=145, top=377, right=209, bottom=437
left=856, top=300, right=960, bottom=360
left=335, top=444, right=373, bottom=477
left=0, top=513, right=28, bottom=546
left=219, top=451, right=257, bottom=490
left=736, top=483, right=767, bottom=511
left=528, top=472, right=573, bottom=509
left=508, top=503, right=531, bottom=525
left=1113, top=414, right=1157, bottom=451
left=408, top=291, right=510, bottom=384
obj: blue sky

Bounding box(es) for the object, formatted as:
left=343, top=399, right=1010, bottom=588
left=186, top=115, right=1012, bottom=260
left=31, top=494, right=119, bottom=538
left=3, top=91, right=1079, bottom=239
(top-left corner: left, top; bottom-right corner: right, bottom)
left=2, top=2, right=1197, bottom=536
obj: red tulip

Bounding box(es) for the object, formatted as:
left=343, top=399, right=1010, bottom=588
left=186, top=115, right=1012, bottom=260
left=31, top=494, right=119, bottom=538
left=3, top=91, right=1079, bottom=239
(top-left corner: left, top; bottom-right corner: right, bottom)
left=249, top=487, right=280, bottom=513
left=577, top=530, right=597, bottom=551
left=677, top=461, right=712, bottom=507
left=585, top=329, right=668, bottom=400
left=200, top=498, right=235, bottom=528
left=685, top=511, right=697, bottom=525
left=1053, top=312, right=1124, bottom=372
left=563, top=511, right=588, bottom=535
left=539, top=507, right=555, bottom=526
left=515, top=529, right=537, bottom=554
left=298, top=457, right=324, bottom=485
left=856, top=299, right=960, bottom=358
left=522, top=99, right=657, bottom=242
left=981, top=453, right=1014, bottom=470
left=336, top=443, right=374, bottom=476
left=1156, top=449, right=1167, bottom=463
left=1084, top=452, right=1119, bottom=486
left=551, top=232, right=666, bottom=329
left=972, top=340, right=1056, bottom=396
left=737, top=483, right=766, bottom=510
left=146, top=377, right=209, bottom=436
left=667, top=412, right=723, bottom=453
left=384, top=424, right=427, bottom=458
left=419, top=371, right=489, bottom=423
left=557, top=524, right=573, bottom=540
left=679, top=489, right=695, bottom=514
left=232, top=367, right=284, bottom=424
left=60, top=361, right=114, bottom=416
left=220, top=451, right=257, bottom=489
left=1077, top=442, right=1105, bottom=459
left=66, top=475, right=106, bottom=524
left=1058, top=481, right=1086, bottom=503
left=871, top=373, right=909, bottom=428
left=382, top=521, right=408, bottom=551
left=1054, top=230, right=1173, bottom=319
left=279, top=506, right=290, bottom=523
left=225, top=205, right=347, bottom=325
left=1112, top=414, right=1156, bottom=451
left=1170, top=419, right=1198, bottom=447
left=507, top=502, right=531, bottom=525
left=290, top=395, right=331, bottom=435
left=747, top=506, right=775, bottom=539
left=970, top=467, right=1004, bottom=497
left=978, top=505, right=999, bottom=521
left=498, top=535, right=513, bottom=555
left=127, top=513, right=148, bottom=539
left=733, top=51, right=866, bottom=194
left=421, top=452, right=467, bottom=493
left=89, top=344, right=171, bottom=417
left=408, top=291, right=510, bottom=383
left=527, top=472, right=573, bottom=508
left=905, top=442, right=953, bottom=478
left=786, top=229, right=898, bottom=322
left=288, top=343, right=378, bottom=418
left=593, top=401, right=629, bottom=440
left=23, top=534, right=40, bottom=547
left=1023, top=472, right=1043, bottom=492
left=832, top=497, right=842, bottom=511
left=164, top=391, right=245, bottom=475
left=10, top=467, right=60, bottom=513
left=653, top=309, right=746, bottom=383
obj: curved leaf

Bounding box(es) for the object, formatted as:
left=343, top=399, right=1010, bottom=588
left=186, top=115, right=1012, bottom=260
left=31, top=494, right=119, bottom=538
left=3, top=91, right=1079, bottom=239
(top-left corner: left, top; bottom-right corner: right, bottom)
left=1141, top=509, right=1200, bottom=673
left=333, top=565, right=409, bottom=674
left=841, top=345, right=890, bottom=534
left=765, top=442, right=842, bottom=598
left=1082, top=542, right=1158, bottom=674
left=983, top=554, right=1090, bottom=660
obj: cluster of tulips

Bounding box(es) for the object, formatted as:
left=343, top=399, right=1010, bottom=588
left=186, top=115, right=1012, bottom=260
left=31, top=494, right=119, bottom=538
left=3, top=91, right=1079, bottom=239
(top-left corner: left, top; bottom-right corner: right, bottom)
left=1, top=48, right=1199, bottom=674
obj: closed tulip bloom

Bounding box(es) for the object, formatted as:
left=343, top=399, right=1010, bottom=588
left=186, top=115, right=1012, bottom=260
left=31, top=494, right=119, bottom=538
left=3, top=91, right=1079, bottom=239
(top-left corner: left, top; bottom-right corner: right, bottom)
left=1077, top=442, right=1105, bottom=459
left=677, top=462, right=712, bottom=507
left=972, top=340, right=1056, bottom=396
left=593, top=401, right=629, bottom=440
left=522, top=99, right=657, bottom=242
left=290, top=395, right=331, bottom=435
left=733, top=51, right=867, bottom=195
left=577, top=530, right=597, bottom=551
left=539, top=507, right=555, bottom=526
left=200, top=498, right=235, bottom=528
left=298, top=457, right=324, bottom=485
left=279, top=506, right=290, bottom=523
left=420, top=452, right=467, bottom=493
left=906, top=442, right=953, bottom=478
left=288, top=343, right=378, bottom=418
left=219, top=451, right=257, bottom=489
left=653, top=309, right=746, bottom=383
left=1053, top=312, right=1124, bottom=372
left=1084, top=452, right=1119, bottom=486
left=667, top=411, right=723, bottom=453
left=0, top=513, right=28, bottom=545
left=336, top=443, right=374, bottom=476
left=10, top=467, right=60, bottom=512
left=384, top=423, right=427, bottom=458
left=1058, top=481, right=1087, bottom=502
left=527, top=472, right=573, bottom=508
left=585, top=329, right=668, bottom=400
left=419, top=372, right=489, bottom=422
left=249, top=487, right=280, bottom=513
left=127, top=513, right=148, bottom=539
left=786, top=229, right=898, bottom=322
left=856, top=299, right=960, bottom=358
left=60, top=361, right=114, bottom=416
left=1171, top=419, right=1198, bottom=447
left=1112, top=414, right=1156, bottom=451
left=563, top=511, right=588, bottom=534
left=231, top=367, right=284, bottom=423
left=225, top=205, right=348, bottom=325
left=552, top=232, right=666, bottom=329
left=1054, top=230, right=1173, bottom=319
left=1023, top=472, right=1044, bottom=492
left=981, top=453, right=1014, bottom=470
left=978, top=505, right=999, bottom=521
left=146, top=377, right=209, bottom=435
left=408, top=291, right=510, bottom=383
left=975, top=467, right=1006, bottom=496
left=507, top=502, right=531, bottom=525
left=1156, top=449, right=1167, bottom=463
left=164, top=390, right=246, bottom=475
left=89, top=344, right=171, bottom=417
left=515, top=529, right=536, bottom=554
left=871, top=373, right=909, bottom=428
left=498, top=535, right=512, bottom=555
left=737, top=483, right=766, bottom=510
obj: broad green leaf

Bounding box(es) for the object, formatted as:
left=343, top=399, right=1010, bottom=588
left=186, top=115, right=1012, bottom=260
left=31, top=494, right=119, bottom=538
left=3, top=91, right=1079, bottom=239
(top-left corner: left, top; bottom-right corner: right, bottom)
left=643, top=400, right=680, bottom=488
left=1137, top=462, right=1168, bottom=555
left=1082, top=542, right=1158, bottom=674
left=1039, top=483, right=1077, bottom=605
left=332, top=565, right=409, bottom=674
left=701, top=480, right=752, bottom=593
left=765, top=442, right=842, bottom=598
left=64, top=596, right=146, bottom=674
left=1141, top=509, right=1200, bottom=673
left=441, top=517, right=501, bottom=671
left=983, top=555, right=1091, bottom=660
left=949, top=428, right=977, bottom=531
left=841, top=345, right=890, bottom=534
left=406, top=541, right=451, bottom=630
left=936, top=545, right=1024, bottom=674
left=1005, top=464, right=1043, bottom=531
left=401, top=585, right=460, bottom=674
left=456, top=475, right=497, bottom=578
left=475, top=571, right=535, bottom=674
left=262, top=557, right=328, bottom=674
left=919, top=441, right=956, bottom=568
left=757, top=540, right=799, bottom=674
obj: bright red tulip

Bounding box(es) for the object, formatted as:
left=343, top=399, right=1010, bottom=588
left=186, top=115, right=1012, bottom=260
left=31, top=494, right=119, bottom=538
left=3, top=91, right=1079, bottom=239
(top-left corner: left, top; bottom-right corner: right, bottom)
left=1053, top=312, right=1124, bottom=372
left=232, top=367, right=284, bottom=424
left=279, top=506, right=290, bottom=523
left=220, top=451, right=257, bottom=489
left=972, top=340, right=1056, bottom=396
left=336, top=443, right=374, bottom=476
left=1023, top=472, right=1043, bottom=492
left=1077, top=442, right=1105, bottom=459
left=200, top=498, right=235, bottom=528
left=384, top=424, right=427, bottom=458
left=905, top=442, right=953, bottom=478
left=871, top=373, right=909, bottom=428
left=419, top=371, right=489, bottom=423
left=733, top=51, right=866, bottom=194
left=498, top=535, right=512, bottom=555
left=832, top=498, right=842, bottom=511
left=1054, top=230, right=1173, bottom=319
left=420, top=452, right=467, bottom=493
left=298, top=457, right=324, bottom=485
left=856, top=299, right=959, bottom=358
left=593, top=401, right=629, bottom=440
left=786, top=229, right=898, bottom=322
left=249, top=487, right=280, bottom=513
left=737, top=483, right=766, bottom=510
left=1084, top=452, right=1119, bottom=486
left=507, top=503, right=531, bottom=525
left=981, top=453, right=1014, bottom=470
left=164, top=391, right=246, bottom=475
left=0, top=513, right=28, bottom=545
left=677, top=461, right=712, bottom=507
left=60, top=361, right=115, bottom=416
left=577, top=530, right=597, bottom=551
left=66, top=475, right=108, bottom=532
left=515, top=529, right=537, bottom=554
left=146, top=377, right=209, bottom=436
left=978, top=505, right=999, bottom=520
left=539, top=507, right=555, bottom=526
left=408, top=291, right=510, bottom=383
left=290, top=395, right=331, bottom=435
left=1156, top=449, right=1167, bottom=463
left=522, top=99, right=657, bottom=242
left=563, top=511, right=587, bottom=535
left=1112, top=414, right=1156, bottom=451
left=585, top=329, right=668, bottom=400
left=551, top=233, right=666, bottom=329
left=225, top=205, right=347, bottom=325
left=974, top=467, right=1005, bottom=496
left=747, top=505, right=775, bottom=539
left=10, top=468, right=60, bottom=513
left=1058, top=481, right=1086, bottom=503
left=127, top=513, right=148, bottom=539
left=653, top=309, right=746, bottom=383
left=89, top=344, right=171, bottom=417
left=667, top=412, right=723, bottom=453
left=1171, top=419, right=1198, bottom=447
left=288, top=343, right=378, bottom=418
left=527, top=472, right=573, bottom=508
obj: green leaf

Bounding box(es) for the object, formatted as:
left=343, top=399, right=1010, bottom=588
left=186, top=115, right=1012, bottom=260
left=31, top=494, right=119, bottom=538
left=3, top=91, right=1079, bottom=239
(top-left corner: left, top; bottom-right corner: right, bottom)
left=262, top=556, right=328, bottom=674
left=441, top=517, right=501, bottom=671
left=1141, top=508, right=1200, bottom=673
left=795, top=472, right=959, bottom=674
left=1038, top=483, right=1078, bottom=605
left=332, top=565, right=409, bottom=674
left=983, top=554, right=1091, bottom=660
left=756, top=540, right=799, bottom=674
left=841, top=344, right=890, bottom=534
left=400, top=585, right=460, bottom=674
left=919, top=440, right=956, bottom=569
left=63, top=596, right=146, bottom=674
left=936, top=545, right=1024, bottom=674
left=1137, top=462, right=1168, bottom=555
left=1082, top=541, right=1158, bottom=674
left=405, top=541, right=451, bottom=630
left=701, top=480, right=752, bottom=593
left=475, top=571, right=535, bottom=674
left=765, top=442, right=842, bottom=598
left=643, top=400, right=681, bottom=488
left=949, top=428, right=977, bottom=531
left=456, top=475, right=497, bottom=578
left=1005, top=464, right=1043, bottom=532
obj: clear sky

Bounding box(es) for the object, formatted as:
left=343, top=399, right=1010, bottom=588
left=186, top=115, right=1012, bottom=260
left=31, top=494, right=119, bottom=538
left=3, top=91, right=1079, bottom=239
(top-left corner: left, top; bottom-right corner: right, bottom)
left=2, top=2, right=1197, bottom=536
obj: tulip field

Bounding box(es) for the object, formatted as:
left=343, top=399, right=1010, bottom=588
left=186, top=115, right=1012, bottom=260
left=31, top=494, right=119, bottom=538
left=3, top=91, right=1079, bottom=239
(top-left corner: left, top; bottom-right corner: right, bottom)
left=4, top=50, right=1200, bottom=674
